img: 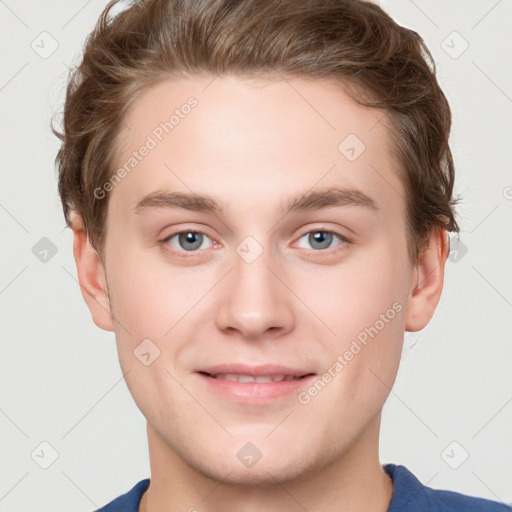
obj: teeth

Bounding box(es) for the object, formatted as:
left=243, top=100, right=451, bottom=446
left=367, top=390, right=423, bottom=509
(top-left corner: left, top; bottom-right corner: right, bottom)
left=212, top=374, right=300, bottom=383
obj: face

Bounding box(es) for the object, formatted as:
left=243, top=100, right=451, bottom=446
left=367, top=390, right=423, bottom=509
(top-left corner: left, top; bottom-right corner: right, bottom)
left=100, top=74, right=416, bottom=484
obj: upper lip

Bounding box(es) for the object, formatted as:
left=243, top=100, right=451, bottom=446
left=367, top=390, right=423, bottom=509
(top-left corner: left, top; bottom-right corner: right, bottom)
left=196, top=364, right=314, bottom=377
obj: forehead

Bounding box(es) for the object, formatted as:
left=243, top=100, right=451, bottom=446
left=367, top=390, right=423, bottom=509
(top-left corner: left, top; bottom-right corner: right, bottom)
left=110, top=74, right=404, bottom=218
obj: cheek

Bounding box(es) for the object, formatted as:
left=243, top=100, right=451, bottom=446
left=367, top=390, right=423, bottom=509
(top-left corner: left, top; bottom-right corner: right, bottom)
left=298, top=250, right=408, bottom=342
left=299, top=291, right=406, bottom=435
left=327, top=250, right=408, bottom=407
left=121, top=354, right=192, bottom=441
left=106, top=248, right=182, bottom=337
left=105, top=246, right=219, bottom=377
left=298, top=241, right=409, bottom=396
left=104, top=251, right=193, bottom=421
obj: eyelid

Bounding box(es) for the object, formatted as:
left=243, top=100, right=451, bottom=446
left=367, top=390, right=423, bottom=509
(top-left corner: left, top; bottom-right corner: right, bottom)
left=293, top=223, right=352, bottom=241
left=161, top=228, right=212, bottom=242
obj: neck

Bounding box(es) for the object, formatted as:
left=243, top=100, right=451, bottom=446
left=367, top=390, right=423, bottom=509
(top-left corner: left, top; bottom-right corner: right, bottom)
left=139, top=416, right=393, bottom=512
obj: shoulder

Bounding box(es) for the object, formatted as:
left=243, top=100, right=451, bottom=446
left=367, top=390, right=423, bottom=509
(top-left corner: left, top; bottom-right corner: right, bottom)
left=384, top=464, right=511, bottom=512
left=430, top=488, right=512, bottom=512
left=93, top=479, right=150, bottom=512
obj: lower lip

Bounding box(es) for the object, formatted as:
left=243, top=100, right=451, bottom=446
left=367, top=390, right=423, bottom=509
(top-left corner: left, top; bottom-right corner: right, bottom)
left=196, top=373, right=316, bottom=403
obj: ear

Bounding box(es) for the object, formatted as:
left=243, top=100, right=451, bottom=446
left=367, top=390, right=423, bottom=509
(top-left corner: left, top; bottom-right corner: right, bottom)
left=406, top=228, right=449, bottom=332
left=70, top=215, right=115, bottom=332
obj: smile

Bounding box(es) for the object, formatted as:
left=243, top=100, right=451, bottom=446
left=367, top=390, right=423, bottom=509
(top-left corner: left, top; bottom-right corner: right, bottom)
left=202, top=372, right=308, bottom=383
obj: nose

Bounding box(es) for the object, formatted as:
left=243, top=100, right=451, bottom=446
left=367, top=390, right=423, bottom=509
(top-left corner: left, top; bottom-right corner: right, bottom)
left=214, top=244, right=295, bottom=340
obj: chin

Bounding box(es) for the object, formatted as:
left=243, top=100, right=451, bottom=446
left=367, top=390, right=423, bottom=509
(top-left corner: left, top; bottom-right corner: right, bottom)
left=194, top=455, right=312, bottom=487
left=181, top=433, right=322, bottom=487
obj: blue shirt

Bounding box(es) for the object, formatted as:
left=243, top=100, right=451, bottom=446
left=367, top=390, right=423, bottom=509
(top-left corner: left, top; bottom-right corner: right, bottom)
left=94, top=463, right=510, bottom=511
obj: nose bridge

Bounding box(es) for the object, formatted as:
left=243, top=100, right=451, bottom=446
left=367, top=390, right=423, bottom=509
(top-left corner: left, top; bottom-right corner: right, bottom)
left=214, top=237, right=294, bottom=338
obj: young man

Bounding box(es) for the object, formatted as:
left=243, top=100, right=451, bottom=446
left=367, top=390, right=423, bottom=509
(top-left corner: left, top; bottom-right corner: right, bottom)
left=53, top=0, right=509, bottom=511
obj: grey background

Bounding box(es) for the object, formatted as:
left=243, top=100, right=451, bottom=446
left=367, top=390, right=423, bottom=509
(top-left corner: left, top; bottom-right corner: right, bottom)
left=1, top=0, right=511, bottom=510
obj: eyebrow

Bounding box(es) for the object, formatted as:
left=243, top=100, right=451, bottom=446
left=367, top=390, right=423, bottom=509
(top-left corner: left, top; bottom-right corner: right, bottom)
left=131, top=186, right=379, bottom=216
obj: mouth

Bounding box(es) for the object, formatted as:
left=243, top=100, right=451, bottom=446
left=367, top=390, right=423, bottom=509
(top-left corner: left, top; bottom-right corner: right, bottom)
left=195, top=364, right=316, bottom=403
left=198, top=371, right=313, bottom=383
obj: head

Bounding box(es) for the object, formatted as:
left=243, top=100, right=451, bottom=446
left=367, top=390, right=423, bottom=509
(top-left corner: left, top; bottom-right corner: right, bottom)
left=54, top=0, right=459, bottom=485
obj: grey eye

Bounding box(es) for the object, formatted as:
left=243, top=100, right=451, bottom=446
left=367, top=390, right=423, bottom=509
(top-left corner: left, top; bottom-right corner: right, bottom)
left=167, top=231, right=212, bottom=252
left=296, top=231, right=342, bottom=251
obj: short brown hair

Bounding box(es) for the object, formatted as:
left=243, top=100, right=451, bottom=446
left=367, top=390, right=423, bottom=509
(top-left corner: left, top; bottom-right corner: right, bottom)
left=52, top=0, right=459, bottom=262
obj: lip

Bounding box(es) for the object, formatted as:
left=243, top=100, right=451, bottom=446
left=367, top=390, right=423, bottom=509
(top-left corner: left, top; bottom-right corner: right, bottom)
left=198, top=363, right=312, bottom=377
left=195, top=364, right=316, bottom=404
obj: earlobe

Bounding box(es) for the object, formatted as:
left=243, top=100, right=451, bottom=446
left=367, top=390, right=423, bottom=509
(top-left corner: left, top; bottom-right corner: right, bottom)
left=405, top=229, right=449, bottom=332
left=70, top=215, right=115, bottom=332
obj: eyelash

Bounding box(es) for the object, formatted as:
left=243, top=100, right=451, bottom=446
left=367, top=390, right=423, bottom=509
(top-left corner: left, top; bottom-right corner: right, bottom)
left=160, top=228, right=350, bottom=259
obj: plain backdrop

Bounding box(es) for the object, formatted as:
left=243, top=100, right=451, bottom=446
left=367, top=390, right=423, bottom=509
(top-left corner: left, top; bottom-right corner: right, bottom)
left=1, top=0, right=511, bottom=510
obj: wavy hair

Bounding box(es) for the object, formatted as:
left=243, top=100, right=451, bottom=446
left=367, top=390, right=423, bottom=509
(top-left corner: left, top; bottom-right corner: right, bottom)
left=52, top=0, right=459, bottom=261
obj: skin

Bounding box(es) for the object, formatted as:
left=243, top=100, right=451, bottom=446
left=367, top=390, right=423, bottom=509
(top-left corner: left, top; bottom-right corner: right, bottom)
left=71, top=74, right=448, bottom=512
